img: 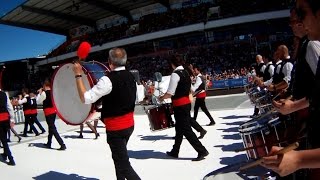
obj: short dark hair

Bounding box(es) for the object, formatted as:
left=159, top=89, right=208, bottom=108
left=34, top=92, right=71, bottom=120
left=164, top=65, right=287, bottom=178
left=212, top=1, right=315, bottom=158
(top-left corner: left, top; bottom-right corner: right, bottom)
left=44, top=79, right=51, bottom=87
left=193, top=64, right=202, bottom=72
left=168, top=55, right=185, bottom=67
left=22, top=88, right=29, bottom=94
left=306, top=0, right=320, bottom=14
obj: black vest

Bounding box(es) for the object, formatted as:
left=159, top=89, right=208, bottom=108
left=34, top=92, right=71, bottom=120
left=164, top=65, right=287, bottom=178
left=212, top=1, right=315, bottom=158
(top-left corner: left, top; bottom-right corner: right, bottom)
left=308, top=56, right=320, bottom=148
left=263, top=63, right=273, bottom=81
left=30, top=98, right=37, bottom=110
left=273, top=60, right=293, bottom=84
left=101, top=70, right=136, bottom=118
left=255, top=63, right=265, bottom=77
left=43, top=90, right=53, bottom=109
left=0, top=91, right=8, bottom=113
left=172, top=70, right=191, bottom=100
left=22, top=96, right=32, bottom=110
left=195, top=75, right=206, bottom=92
left=292, top=37, right=314, bottom=100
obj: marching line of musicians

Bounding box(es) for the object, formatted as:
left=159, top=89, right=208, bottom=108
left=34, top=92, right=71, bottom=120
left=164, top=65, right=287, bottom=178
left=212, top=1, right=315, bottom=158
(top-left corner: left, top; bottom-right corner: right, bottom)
left=242, top=2, right=320, bottom=179
left=0, top=1, right=320, bottom=179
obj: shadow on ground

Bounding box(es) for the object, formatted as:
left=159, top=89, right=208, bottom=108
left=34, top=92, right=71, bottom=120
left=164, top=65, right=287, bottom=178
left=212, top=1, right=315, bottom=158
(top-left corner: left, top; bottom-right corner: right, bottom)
left=33, top=171, right=99, bottom=180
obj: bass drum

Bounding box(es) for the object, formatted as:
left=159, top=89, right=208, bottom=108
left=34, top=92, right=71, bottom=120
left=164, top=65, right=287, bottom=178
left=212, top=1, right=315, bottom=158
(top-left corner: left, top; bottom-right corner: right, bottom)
left=52, top=61, right=109, bottom=125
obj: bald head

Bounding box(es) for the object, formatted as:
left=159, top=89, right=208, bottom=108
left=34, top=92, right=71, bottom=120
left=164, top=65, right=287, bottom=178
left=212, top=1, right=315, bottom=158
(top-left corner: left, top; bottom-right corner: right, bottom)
left=108, top=48, right=127, bottom=67
left=277, top=45, right=289, bottom=59
left=256, top=54, right=263, bottom=64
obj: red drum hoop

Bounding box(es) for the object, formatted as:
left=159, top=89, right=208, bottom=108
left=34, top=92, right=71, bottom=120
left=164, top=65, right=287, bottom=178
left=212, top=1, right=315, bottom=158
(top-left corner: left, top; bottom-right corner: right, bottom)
left=51, top=61, right=109, bottom=125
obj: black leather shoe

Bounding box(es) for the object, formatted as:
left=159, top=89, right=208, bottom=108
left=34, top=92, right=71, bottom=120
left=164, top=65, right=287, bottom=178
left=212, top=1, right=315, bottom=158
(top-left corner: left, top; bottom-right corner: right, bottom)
left=1, top=153, right=7, bottom=161
left=41, top=131, right=46, bottom=134
left=95, top=133, right=100, bottom=139
left=166, top=151, right=178, bottom=158
left=198, top=130, right=207, bottom=139
left=207, top=121, right=216, bottom=126
left=58, top=144, right=66, bottom=151
left=192, top=151, right=209, bottom=161
left=18, top=137, right=22, bottom=143
left=78, top=134, right=83, bottom=139
left=43, top=143, right=51, bottom=149
left=7, top=159, right=16, bottom=166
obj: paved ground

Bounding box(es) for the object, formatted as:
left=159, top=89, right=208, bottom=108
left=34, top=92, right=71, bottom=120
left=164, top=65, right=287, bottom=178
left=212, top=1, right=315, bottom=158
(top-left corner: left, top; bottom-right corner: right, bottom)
left=0, top=93, right=266, bottom=180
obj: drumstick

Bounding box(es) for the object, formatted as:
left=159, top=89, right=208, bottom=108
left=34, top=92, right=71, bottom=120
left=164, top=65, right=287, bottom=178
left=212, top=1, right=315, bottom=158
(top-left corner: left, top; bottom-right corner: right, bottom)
left=238, top=142, right=299, bottom=171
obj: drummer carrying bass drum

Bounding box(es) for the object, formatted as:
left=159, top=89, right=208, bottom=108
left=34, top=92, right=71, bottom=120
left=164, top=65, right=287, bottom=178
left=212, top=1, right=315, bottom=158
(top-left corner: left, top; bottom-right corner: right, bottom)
left=37, top=80, right=66, bottom=150
left=73, top=47, right=140, bottom=180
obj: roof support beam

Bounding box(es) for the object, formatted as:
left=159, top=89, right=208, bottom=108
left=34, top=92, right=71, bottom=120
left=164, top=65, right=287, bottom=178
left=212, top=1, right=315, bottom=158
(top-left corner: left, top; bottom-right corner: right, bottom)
left=82, top=0, right=133, bottom=21
left=21, top=5, right=96, bottom=28
left=0, top=20, right=68, bottom=35
left=154, top=0, right=171, bottom=9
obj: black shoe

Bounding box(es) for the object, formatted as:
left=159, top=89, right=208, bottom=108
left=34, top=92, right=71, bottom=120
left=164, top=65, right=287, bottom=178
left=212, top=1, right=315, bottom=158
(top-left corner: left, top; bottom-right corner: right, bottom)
left=7, top=159, right=15, bottom=166
left=249, top=114, right=259, bottom=118
left=207, top=121, right=216, bottom=126
left=18, top=137, right=22, bottom=143
left=78, top=134, right=83, bottom=139
left=7, top=139, right=11, bottom=142
left=27, top=131, right=33, bottom=134
left=41, top=131, right=46, bottom=134
left=192, top=151, right=209, bottom=161
left=43, top=143, right=51, bottom=149
left=166, top=151, right=178, bottom=158
left=95, top=133, right=100, bottom=139
left=1, top=153, right=7, bottom=161
left=198, top=130, right=207, bottom=139
left=58, top=144, right=66, bottom=151
left=35, top=133, right=40, bottom=136
left=22, top=134, right=28, bottom=137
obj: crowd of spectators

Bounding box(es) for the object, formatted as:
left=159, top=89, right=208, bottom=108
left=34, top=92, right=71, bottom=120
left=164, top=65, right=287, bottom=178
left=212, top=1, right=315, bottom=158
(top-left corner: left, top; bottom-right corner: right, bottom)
left=47, top=0, right=290, bottom=58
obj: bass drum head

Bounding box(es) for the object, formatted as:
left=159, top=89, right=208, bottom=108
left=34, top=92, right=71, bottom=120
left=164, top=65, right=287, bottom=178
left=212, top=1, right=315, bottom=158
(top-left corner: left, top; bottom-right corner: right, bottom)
left=52, top=63, right=92, bottom=125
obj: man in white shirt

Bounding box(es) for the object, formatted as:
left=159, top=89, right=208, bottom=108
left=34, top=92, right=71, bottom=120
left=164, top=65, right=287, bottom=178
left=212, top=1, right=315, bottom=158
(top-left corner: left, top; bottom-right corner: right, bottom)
left=159, top=56, right=209, bottom=161
left=73, top=48, right=140, bottom=179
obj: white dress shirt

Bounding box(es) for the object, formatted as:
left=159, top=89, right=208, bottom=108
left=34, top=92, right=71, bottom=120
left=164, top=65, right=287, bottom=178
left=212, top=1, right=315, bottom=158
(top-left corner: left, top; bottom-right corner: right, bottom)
left=306, top=41, right=320, bottom=76
left=166, top=66, right=185, bottom=95
left=36, top=91, right=46, bottom=104
left=18, top=95, right=29, bottom=105
left=191, top=74, right=203, bottom=92
left=282, top=60, right=293, bottom=84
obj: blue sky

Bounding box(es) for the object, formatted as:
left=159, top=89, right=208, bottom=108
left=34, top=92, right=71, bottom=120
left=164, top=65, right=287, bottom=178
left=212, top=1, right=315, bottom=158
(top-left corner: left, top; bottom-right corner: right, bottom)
left=0, top=0, right=66, bottom=62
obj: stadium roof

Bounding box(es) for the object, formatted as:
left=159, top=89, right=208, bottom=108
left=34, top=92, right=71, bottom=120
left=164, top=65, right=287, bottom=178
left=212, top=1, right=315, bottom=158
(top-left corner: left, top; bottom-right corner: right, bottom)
left=0, top=0, right=170, bottom=36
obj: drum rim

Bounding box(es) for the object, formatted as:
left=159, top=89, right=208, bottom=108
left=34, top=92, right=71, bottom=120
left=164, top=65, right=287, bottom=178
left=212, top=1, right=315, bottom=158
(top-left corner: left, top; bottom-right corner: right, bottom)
left=51, top=61, right=109, bottom=125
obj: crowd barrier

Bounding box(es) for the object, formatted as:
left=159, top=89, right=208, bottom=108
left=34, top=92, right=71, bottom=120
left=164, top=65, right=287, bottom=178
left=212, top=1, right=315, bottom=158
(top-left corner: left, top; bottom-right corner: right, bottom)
left=209, top=77, right=248, bottom=89
left=13, top=105, right=25, bottom=124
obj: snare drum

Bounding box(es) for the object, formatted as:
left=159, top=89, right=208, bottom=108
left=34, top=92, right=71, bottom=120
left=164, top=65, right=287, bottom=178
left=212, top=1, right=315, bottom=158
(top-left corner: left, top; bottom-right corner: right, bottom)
left=248, top=89, right=267, bottom=104
left=239, top=115, right=283, bottom=159
left=146, top=104, right=174, bottom=131
left=259, top=104, right=274, bottom=114
left=244, top=83, right=256, bottom=94
left=52, top=61, right=110, bottom=125
left=255, top=93, right=272, bottom=107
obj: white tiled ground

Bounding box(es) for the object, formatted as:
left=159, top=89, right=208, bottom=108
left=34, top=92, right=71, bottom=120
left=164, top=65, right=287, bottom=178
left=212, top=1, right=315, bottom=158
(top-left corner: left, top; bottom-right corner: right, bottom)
left=0, top=107, right=254, bottom=180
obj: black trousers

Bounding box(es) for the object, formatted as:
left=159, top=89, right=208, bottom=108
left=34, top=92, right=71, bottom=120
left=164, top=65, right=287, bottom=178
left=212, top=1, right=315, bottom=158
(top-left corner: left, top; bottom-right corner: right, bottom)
left=45, top=114, right=64, bottom=146
left=171, top=104, right=207, bottom=155
left=0, top=121, right=13, bottom=160
left=193, top=98, right=214, bottom=123
left=32, top=114, right=46, bottom=132
left=107, top=126, right=140, bottom=180
left=23, top=115, right=39, bottom=135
